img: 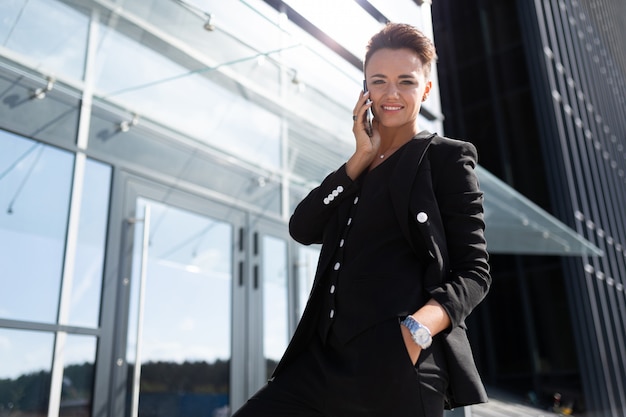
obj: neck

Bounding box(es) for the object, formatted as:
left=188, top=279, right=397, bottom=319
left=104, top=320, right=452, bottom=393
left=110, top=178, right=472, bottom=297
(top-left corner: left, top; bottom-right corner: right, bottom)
left=378, top=123, right=420, bottom=156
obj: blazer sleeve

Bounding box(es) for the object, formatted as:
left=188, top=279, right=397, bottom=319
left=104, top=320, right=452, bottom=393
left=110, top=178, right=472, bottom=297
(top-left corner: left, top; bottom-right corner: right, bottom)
left=289, top=164, right=359, bottom=245
left=428, top=141, right=491, bottom=329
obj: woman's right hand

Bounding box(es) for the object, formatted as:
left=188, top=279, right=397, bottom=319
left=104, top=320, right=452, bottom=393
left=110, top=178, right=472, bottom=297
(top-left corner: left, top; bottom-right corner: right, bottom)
left=400, top=322, right=422, bottom=365
left=346, top=90, right=381, bottom=179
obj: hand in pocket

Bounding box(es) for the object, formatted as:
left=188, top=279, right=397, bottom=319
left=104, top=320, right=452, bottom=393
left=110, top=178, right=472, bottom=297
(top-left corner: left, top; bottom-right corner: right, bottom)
left=400, top=323, right=422, bottom=365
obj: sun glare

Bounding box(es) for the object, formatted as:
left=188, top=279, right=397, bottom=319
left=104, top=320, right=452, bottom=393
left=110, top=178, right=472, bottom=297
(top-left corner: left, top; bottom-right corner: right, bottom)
left=283, top=0, right=382, bottom=58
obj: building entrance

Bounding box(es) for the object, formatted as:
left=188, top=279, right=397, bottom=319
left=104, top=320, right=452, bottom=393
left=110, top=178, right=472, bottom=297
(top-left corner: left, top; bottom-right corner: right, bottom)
left=126, top=197, right=235, bottom=417
left=104, top=175, right=293, bottom=417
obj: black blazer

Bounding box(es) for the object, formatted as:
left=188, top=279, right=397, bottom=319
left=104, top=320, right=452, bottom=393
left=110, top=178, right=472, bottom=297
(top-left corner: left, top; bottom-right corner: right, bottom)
left=273, top=131, right=491, bottom=408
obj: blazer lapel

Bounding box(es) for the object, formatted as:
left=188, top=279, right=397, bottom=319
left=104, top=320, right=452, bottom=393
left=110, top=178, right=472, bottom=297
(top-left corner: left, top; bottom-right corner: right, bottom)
left=389, top=132, right=435, bottom=250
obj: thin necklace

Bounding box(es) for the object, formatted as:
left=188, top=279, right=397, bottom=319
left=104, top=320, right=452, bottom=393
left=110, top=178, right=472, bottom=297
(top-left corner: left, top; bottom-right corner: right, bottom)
left=379, top=145, right=401, bottom=159
left=379, top=135, right=417, bottom=159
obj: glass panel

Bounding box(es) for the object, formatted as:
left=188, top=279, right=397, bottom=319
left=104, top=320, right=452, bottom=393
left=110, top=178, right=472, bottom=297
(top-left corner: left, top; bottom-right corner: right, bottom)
left=0, top=0, right=88, bottom=80
left=67, top=159, right=112, bottom=328
left=418, top=115, right=440, bottom=136
left=0, top=328, right=54, bottom=417
left=0, top=61, right=81, bottom=148
left=368, top=0, right=425, bottom=28
left=128, top=0, right=286, bottom=60
left=478, top=165, right=603, bottom=256
left=88, top=103, right=282, bottom=215
left=94, top=27, right=282, bottom=169
left=280, top=44, right=362, bottom=118
left=59, top=334, right=97, bottom=417
left=296, top=246, right=320, bottom=318
left=127, top=198, right=232, bottom=417
left=262, top=235, right=288, bottom=378
left=283, top=0, right=381, bottom=57
left=0, top=131, right=73, bottom=323
left=287, top=124, right=353, bottom=186
left=121, top=0, right=285, bottom=80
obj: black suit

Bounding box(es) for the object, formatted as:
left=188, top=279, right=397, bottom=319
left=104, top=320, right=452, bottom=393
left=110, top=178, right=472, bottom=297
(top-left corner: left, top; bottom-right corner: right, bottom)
left=279, top=132, right=490, bottom=408
left=234, top=132, right=490, bottom=416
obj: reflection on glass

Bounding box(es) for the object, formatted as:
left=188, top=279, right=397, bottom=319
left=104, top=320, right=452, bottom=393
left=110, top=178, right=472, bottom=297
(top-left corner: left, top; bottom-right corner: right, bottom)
left=262, top=235, right=288, bottom=378
left=59, top=335, right=96, bottom=417
left=95, top=28, right=281, bottom=169
left=0, top=328, right=55, bottom=417
left=0, top=130, right=73, bottom=323
left=67, top=159, right=112, bottom=328
left=0, top=0, right=88, bottom=80
left=296, top=246, right=320, bottom=317
left=280, top=44, right=362, bottom=115
left=283, top=0, right=381, bottom=57
left=127, top=198, right=232, bottom=417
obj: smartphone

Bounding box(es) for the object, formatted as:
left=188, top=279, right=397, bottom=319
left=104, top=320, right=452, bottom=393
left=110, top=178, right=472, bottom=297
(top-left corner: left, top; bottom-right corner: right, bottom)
left=363, top=80, right=373, bottom=137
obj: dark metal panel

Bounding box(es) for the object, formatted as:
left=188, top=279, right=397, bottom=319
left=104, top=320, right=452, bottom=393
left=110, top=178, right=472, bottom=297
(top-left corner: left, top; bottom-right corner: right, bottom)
left=517, top=1, right=626, bottom=415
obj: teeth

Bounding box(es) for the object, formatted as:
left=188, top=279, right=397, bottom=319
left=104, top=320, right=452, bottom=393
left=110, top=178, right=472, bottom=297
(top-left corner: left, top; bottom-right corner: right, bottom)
left=383, top=106, right=401, bottom=110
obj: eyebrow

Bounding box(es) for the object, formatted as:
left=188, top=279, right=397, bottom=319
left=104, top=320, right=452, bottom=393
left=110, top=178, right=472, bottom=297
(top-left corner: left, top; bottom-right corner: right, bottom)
left=369, top=74, right=417, bottom=79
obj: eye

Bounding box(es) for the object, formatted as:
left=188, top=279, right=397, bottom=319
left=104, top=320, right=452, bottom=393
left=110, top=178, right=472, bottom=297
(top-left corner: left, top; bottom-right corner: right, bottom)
left=371, top=79, right=384, bottom=85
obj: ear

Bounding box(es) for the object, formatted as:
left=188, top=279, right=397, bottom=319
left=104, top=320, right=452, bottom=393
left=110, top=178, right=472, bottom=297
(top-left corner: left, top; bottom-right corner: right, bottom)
left=422, top=81, right=432, bottom=101
left=424, top=80, right=432, bottom=95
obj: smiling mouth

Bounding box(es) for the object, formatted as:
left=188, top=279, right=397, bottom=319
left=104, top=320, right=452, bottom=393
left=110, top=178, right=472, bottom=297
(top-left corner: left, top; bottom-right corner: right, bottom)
left=382, top=105, right=402, bottom=111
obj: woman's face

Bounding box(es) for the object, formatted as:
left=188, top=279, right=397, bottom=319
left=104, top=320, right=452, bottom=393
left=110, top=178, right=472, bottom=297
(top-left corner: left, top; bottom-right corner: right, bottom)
left=364, top=48, right=432, bottom=130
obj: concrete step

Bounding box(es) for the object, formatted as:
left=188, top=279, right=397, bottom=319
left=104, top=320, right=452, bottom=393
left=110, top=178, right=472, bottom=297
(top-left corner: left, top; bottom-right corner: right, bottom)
left=470, top=396, right=564, bottom=417
left=446, top=391, right=567, bottom=417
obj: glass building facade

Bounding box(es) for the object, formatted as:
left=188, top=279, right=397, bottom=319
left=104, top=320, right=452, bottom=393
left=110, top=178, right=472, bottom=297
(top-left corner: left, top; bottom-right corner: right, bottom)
left=0, top=1, right=609, bottom=417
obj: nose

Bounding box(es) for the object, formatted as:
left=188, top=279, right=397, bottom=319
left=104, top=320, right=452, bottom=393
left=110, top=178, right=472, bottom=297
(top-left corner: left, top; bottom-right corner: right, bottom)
left=385, top=83, right=399, bottom=98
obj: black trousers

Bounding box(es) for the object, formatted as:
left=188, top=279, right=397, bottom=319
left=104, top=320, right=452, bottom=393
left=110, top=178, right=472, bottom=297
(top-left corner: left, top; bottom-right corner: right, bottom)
left=232, top=317, right=448, bottom=417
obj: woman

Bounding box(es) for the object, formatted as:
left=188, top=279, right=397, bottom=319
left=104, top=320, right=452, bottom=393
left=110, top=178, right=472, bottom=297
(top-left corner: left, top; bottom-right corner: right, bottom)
left=233, top=23, right=490, bottom=417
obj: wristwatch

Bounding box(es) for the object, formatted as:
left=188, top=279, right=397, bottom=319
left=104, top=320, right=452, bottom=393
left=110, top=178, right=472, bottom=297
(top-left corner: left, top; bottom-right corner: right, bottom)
left=401, top=315, right=432, bottom=349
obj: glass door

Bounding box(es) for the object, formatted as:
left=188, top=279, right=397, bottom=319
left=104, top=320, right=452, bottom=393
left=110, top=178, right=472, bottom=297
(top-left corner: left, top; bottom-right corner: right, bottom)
left=261, top=233, right=289, bottom=379
left=123, top=190, right=244, bottom=417
left=244, top=216, right=293, bottom=395
left=114, top=176, right=301, bottom=417
left=245, top=219, right=322, bottom=394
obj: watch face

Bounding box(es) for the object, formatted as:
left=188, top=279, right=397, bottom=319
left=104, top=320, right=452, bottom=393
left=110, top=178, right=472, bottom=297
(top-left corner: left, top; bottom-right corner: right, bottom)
left=402, top=317, right=432, bottom=348
left=415, top=327, right=430, bottom=344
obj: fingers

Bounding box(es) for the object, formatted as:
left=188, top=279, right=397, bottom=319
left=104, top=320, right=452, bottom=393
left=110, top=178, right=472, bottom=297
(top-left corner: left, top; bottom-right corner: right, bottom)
left=352, top=91, right=374, bottom=141
left=352, top=90, right=372, bottom=124
left=351, top=90, right=364, bottom=118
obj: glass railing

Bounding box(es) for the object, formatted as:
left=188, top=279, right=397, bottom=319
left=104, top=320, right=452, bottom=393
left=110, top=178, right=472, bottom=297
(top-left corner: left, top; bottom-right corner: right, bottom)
left=477, top=165, right=603, bottom=256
